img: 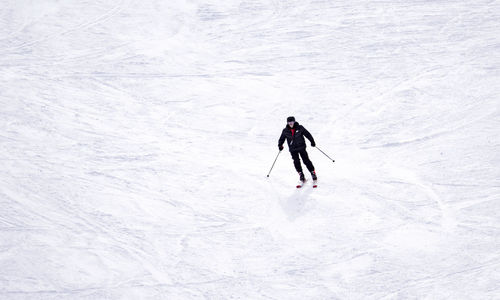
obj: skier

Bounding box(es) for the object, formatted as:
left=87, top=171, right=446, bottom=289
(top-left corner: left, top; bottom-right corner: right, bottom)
left=278, top=116, right=318, bottom=185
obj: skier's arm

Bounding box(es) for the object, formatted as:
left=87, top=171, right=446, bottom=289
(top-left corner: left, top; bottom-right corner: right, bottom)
left=303, top=127, right=316, bottom=147
left=278, top=131, right=286, bottom=150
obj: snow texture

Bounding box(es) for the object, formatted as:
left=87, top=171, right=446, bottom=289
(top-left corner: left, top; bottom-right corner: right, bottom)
left=1, top=0, right=499, bottom=299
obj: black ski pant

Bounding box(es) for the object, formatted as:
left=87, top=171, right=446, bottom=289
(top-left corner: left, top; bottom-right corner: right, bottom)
left=290, top=149, right=315, bottom=173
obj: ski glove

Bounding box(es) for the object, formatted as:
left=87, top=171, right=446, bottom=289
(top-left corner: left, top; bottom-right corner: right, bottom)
left=311, top=142, right=316, bottom=147
left=279, top=145, right=284, bottom=151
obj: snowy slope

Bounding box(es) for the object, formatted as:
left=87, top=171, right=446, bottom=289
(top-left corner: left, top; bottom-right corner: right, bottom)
left=1, top=0, right=499, bottom=299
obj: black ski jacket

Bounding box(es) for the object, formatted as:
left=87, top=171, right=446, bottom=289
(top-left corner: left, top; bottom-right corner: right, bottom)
left=278, top=122, right=315, bottom=152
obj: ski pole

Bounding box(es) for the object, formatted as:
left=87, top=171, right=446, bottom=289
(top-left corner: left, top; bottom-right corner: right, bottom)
left=316, top=146, right=335, bottom=163
left=267, top=150, right=282, bottom=177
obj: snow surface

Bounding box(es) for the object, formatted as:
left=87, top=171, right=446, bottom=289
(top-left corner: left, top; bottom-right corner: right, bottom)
left=1, top=0, right=499, bottom=299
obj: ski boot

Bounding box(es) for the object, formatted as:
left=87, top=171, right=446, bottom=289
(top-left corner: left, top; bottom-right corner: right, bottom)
left=296, top=172, right=306, bottom=188
left=299, top=172, right=305, bottom=182
left=311, top=171, right=318, bottom=188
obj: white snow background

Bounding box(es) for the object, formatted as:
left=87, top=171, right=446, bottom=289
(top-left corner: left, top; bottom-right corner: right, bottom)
left=1, top=0, right=499, bottom=299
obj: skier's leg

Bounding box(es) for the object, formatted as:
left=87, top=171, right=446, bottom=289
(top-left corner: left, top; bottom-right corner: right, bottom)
left=300, top=149, right=315, bottom=172
left=290, top=151, right=303, bottom=172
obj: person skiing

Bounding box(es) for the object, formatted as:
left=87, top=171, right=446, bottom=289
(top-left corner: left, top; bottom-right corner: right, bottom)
left=278, top=116, right=318, bottom=183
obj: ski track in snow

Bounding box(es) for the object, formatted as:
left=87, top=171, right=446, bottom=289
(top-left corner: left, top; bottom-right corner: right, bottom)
left=1, top=0, right=499, bottom=299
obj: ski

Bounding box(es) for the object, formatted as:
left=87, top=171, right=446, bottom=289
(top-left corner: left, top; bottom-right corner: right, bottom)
left=296, top=180, right=317, bottom=188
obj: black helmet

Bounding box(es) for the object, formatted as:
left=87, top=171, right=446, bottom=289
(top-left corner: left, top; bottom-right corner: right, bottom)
left=287, top=116, right=295, bottom=122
